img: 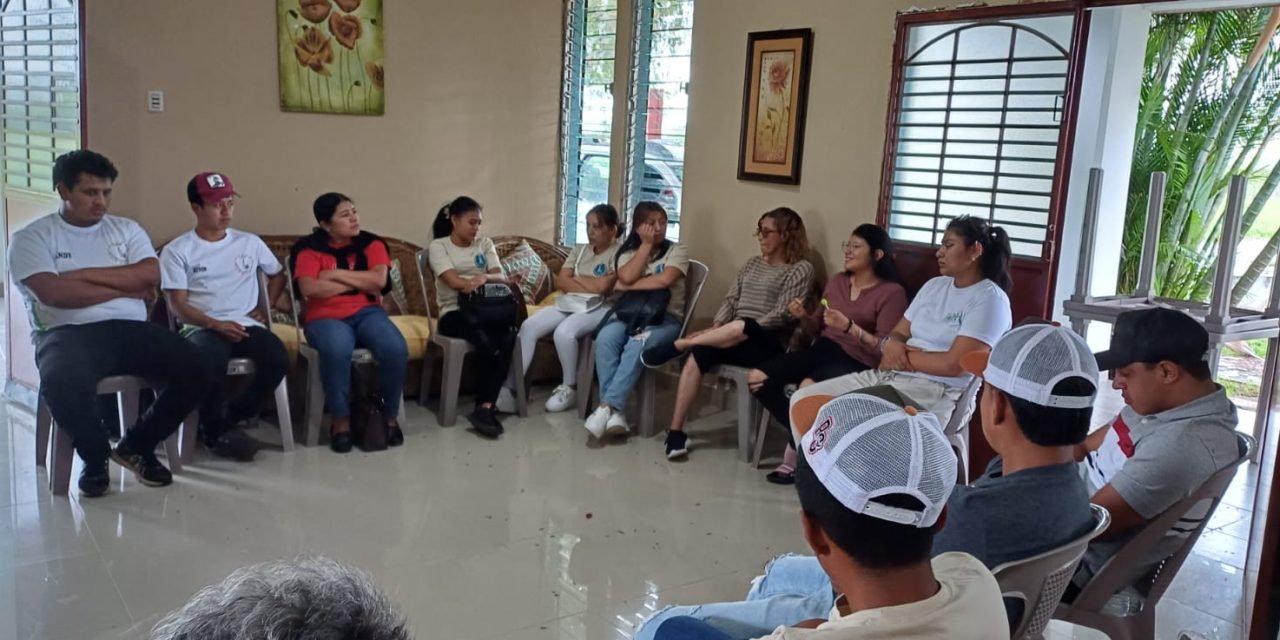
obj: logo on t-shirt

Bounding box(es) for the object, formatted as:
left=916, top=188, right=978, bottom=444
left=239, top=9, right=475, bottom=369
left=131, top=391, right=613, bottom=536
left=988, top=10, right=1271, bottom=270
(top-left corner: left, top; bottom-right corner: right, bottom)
left=945, top=311, right=963, bottom=327
left=475, top=254, right=487, bottom=269
left=191, top=265, right=208, bottom=274
left=236, top=254, right=254, bottom=272
left=109, top=242, right=128, bottom=263
left=593, top=263, right=607, bottom=276
left=655, top=264, right=665, bottom=274
left=55, top=251, right=72, bottom=260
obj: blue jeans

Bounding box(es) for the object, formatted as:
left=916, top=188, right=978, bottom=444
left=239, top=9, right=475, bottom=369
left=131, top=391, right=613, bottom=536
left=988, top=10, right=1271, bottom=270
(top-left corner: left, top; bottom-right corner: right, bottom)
left=594, top=315, right=681, bottom=409
left=304, top=306, right=409, bottom=418
left=636, top=554, right=833, bottom=640
left=655, top=617, right=735, bottom=640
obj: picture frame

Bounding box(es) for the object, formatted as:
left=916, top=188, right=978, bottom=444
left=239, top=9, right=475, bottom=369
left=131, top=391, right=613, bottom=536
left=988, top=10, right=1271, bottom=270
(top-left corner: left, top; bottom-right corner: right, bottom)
left=737, top=28, right=814, bottom=185
left=278, top=0, right=385, bottom=115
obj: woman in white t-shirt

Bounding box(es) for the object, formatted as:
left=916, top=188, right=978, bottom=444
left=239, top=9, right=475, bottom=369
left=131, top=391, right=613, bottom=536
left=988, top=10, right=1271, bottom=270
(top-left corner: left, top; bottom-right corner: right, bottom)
left=427, top=196, right=522, bottom=440
left=500, top=204, right=622, bottom=414
left=586, top=202, right=689, bottom=442
left=790, top=216, right=1014, bottom=426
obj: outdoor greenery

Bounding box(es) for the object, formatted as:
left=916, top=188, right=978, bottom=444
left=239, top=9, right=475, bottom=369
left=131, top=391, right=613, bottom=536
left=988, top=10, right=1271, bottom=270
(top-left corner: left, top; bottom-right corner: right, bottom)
left=1119, top=8, right=1280, bottom=304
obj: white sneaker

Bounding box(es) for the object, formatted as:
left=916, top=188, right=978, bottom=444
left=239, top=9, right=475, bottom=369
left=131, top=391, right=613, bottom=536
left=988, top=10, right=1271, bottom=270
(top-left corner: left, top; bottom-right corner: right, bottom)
left=585, top=405, right=611, bottom=439
left=605, top=410, right=630, bottom=437
left=544, top=385, right=577, bottom=413
left=495, top=386, right=517, bottom=414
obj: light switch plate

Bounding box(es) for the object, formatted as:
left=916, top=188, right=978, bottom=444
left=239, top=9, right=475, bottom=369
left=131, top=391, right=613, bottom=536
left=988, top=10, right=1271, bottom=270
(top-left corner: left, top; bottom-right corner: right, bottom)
left=147, top=90, right=164, bottom=112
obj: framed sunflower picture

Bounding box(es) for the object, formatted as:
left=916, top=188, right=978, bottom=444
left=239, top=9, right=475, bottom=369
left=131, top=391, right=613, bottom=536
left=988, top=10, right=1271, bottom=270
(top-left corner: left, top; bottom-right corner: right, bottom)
left=737, top=28, right=813, bottom=184
left=278, top=0, right=385, bottom=115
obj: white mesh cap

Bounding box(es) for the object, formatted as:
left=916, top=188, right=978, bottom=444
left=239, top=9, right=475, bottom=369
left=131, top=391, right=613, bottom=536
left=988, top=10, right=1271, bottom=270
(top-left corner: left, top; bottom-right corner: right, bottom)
left=961, top=323, right=1099, bottom=409
left=799, top=391, right=957, bottom=528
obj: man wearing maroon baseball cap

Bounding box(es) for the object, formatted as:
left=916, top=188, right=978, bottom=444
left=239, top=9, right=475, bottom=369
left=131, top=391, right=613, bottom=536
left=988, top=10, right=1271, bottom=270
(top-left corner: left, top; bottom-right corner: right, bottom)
left=159, top=172, right=289, bottom=461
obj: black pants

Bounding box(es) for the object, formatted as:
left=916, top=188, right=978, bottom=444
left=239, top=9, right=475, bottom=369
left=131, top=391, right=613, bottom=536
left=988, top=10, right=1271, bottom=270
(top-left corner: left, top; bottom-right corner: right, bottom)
left=438, top=310, right=516, bottom=406
left=186, top=325, right=289, bottom=438
left=689, top=318, right=785, bottom=372
left=35, top=320, right=213, bottom=464
left=751, top=336, right=868, bottom=440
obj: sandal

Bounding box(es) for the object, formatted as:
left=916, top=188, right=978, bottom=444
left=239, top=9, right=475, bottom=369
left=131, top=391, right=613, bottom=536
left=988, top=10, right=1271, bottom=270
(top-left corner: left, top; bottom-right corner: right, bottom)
left=765, top=444, right=798, bottom=485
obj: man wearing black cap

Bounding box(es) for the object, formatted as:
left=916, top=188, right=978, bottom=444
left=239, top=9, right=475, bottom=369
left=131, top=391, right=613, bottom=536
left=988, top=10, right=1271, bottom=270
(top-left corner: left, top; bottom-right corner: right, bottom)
left=1074, top=307, right=1240, bottom=589
left=160, top=172, right=288, bottom=461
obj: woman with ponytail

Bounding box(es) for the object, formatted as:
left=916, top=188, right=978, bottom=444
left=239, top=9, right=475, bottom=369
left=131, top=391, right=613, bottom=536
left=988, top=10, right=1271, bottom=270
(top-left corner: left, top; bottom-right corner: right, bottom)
left=290, top=192, right=409, bottom=453
left=790, top=215, right=1013, bottom=428
left=427, top=196, right=521, bottom=439
left=499, top=204, right=623, bottom=415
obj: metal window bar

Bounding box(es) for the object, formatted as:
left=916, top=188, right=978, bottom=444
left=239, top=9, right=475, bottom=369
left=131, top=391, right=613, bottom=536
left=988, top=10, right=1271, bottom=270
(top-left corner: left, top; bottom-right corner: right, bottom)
left=1, top=0, right=80, bottom=190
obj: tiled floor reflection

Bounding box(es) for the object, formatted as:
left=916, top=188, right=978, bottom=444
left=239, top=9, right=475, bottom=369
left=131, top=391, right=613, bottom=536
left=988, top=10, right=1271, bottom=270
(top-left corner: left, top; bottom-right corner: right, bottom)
left=0, top=384, right=1261, bottom=639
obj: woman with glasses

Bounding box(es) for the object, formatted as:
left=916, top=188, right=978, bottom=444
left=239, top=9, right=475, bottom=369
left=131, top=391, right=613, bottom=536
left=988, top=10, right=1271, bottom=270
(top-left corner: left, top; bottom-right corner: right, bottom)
left=642, top=207, right=814, bottom=460
left=748, top=223, right=908, bottom=484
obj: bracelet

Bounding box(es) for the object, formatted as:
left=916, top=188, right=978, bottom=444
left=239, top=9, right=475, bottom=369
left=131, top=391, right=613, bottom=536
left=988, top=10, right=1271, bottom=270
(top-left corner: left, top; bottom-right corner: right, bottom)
left=845, top=319, right=854, bottom=334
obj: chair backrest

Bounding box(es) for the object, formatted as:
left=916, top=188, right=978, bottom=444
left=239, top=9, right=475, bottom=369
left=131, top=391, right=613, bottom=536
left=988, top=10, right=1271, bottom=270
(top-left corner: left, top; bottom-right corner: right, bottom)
left=678, top=260, right=710, bottom=336
left=415, top=248, right=440, bottom=334
left=283, top=262, right=306, bottom=346
left=994, top=504, right=1112, bottom=639
left=944, top=375, right=982, bottom=438
left=1068, top=432, right=1256, bottom=612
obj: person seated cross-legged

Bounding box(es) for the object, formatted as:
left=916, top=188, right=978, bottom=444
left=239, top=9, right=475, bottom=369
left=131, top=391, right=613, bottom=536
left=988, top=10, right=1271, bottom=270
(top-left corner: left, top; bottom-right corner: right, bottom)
left=638, top=322, right=1100, bottom=640
left=161, top=172, right=290, bottom=462
left=11, top=150, right=211, bottom=496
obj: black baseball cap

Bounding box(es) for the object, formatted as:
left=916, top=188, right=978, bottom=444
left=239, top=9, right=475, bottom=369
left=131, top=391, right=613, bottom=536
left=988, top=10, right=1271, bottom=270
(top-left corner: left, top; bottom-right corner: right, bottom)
left=1094, top=308, right=1210, bottom=371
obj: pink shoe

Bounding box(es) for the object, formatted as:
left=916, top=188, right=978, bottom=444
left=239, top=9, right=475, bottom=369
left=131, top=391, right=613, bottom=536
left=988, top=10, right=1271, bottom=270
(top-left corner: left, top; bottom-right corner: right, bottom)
left=766, top=444, right=797, bottom=485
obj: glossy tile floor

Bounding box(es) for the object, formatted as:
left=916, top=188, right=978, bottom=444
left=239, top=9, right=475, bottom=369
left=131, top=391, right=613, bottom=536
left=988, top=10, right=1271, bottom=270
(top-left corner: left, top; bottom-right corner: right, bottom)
left=0, top=385, right=1260, bottom=640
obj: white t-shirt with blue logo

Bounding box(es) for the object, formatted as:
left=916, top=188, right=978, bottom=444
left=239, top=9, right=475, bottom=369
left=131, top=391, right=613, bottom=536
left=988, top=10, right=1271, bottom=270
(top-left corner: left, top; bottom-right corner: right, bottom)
left=428, top=236, right=501, bottom=315
left=160, top=228, right=282, bottom=328
left=9, top=212, right=157, bottom=333
left=564, top=241, right=620, bottom=279
left=902, top=276, right=1012, bottom=388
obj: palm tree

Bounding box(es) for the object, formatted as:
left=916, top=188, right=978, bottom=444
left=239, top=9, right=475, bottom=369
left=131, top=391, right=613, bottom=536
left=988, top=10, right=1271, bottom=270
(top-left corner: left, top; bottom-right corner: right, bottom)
left=1118, top=7, right=1280, bottom=304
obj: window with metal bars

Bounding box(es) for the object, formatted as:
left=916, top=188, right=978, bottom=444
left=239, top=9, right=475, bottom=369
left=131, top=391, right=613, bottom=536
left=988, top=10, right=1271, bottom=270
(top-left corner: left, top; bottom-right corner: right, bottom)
left=558, top=0, right=693, bottom=245
left=1, top=0, right=80, bottom=193
left=883, top=14, right=1073, bottom=259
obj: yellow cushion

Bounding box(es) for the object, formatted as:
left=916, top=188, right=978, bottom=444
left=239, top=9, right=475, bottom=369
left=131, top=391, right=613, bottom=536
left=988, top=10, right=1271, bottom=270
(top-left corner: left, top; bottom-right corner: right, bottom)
left=271, top=323, right=302, bottom=366
left=390, top=314, right=432, bottom=361
left=526, top=290, right=563, bottom=317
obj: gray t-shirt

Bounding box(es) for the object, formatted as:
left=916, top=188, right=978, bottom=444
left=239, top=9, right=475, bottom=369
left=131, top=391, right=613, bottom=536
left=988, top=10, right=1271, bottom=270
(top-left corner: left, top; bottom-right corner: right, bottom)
left=1076, top=387, right=1240, bottom=588
left=934, top=457, right=1094, bottom=568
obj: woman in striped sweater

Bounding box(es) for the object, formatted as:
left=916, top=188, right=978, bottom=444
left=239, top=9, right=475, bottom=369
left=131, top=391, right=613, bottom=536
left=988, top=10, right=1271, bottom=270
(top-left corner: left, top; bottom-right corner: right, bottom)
left=642, top=207, right=814, bottom=460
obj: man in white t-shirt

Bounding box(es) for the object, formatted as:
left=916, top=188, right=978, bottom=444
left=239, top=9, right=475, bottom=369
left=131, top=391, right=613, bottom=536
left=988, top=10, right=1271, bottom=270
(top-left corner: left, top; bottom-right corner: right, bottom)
left=9, top=150, right=212, bottom=497
left=654, top=388, right=1009, bottom=640
left=160, top=172, right=288, bottom=462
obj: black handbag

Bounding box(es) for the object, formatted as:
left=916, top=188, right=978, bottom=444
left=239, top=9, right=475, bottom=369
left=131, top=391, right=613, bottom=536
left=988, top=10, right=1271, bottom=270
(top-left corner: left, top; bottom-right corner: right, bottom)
left=595, top=288, right=672, bottom=337
left=349, top=363, right=388, bottom=452
left=459, top=283, right=520, bottom=330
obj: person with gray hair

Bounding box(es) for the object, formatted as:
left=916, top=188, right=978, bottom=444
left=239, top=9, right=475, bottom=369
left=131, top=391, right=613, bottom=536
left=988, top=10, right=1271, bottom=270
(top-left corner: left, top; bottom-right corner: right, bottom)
left=150, top=556, right=411, bottom=640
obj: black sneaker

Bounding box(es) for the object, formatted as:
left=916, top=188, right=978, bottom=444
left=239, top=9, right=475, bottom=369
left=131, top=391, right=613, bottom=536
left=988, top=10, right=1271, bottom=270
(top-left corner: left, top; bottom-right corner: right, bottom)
left=641, top=342, right=682, bottom=369
left=387, top=425, right=405, bottom=447
left=468, top=407, right=504, bottom=440
left=78, top=459, right=110, bottom=498
left=110, top=443, right=173, bottom=487
left=665, top=430, right=689, bottom=460
left=204, top=428, right=259, bottom=462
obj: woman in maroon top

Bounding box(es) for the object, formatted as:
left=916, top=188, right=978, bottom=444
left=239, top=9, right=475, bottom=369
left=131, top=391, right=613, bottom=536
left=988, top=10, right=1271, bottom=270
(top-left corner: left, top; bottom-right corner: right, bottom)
left=747, top=223, right=908, bottom=483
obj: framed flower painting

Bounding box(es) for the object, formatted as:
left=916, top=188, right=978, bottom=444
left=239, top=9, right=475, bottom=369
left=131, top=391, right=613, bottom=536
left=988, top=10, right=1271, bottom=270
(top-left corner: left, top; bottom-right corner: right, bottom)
left=737, top=29, right=813, bottom=184
left=278, top=0, right=385, bottom=115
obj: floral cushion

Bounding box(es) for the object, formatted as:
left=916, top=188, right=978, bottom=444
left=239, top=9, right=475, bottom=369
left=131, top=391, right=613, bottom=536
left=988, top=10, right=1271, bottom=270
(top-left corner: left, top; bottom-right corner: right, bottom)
left=500, top=240, right=553, bottom=304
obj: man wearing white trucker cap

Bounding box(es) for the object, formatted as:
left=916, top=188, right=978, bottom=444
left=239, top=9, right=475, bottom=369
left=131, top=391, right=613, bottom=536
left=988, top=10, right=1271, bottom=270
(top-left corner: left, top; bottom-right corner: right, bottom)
left=654, top=388, right=1007, bottom=640
left=160, top=172, right=289, bottom=461
left=640, top=323, right=1100, bottom=640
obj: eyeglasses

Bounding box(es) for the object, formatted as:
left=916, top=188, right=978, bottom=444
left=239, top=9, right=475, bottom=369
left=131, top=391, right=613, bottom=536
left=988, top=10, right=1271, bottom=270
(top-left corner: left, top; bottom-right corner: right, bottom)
left=842, top=241, right=856, bottom=253
left=753, top=227, right=779, bottom=238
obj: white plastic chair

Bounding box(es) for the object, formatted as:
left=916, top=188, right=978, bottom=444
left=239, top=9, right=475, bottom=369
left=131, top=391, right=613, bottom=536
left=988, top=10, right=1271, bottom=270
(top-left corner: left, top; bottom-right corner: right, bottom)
left=172, top=270, right=294, bottom=462
left=416, top=248, right=528, bottom=426
left=1053, top=433, right=1256, bottom=640
left=944, top=376, right=982, bottom=483
left=36, top=376, right=184, bottom=495
left=575, top=260, right=710, bottom=437
left=993, top=504, right=1111, bottom=639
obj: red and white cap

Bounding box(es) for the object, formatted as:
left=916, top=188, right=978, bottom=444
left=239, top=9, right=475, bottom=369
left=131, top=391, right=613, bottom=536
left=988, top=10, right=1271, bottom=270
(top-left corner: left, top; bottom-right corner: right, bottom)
left=192, top=172, right=239, bottom=205
left=790, top=386, right=957, bottom=528
left=961, top=322, right=1098, bottom=409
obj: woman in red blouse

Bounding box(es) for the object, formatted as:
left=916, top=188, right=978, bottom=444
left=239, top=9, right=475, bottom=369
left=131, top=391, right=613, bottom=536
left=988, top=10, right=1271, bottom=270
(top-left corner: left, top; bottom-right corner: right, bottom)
left=290, top=193, right=409, bottom=453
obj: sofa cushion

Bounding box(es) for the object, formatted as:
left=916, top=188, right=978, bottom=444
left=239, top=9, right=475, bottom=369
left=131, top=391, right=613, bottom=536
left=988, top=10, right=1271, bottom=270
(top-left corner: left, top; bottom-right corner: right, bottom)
left=500, top=240, right=553, bottom=304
